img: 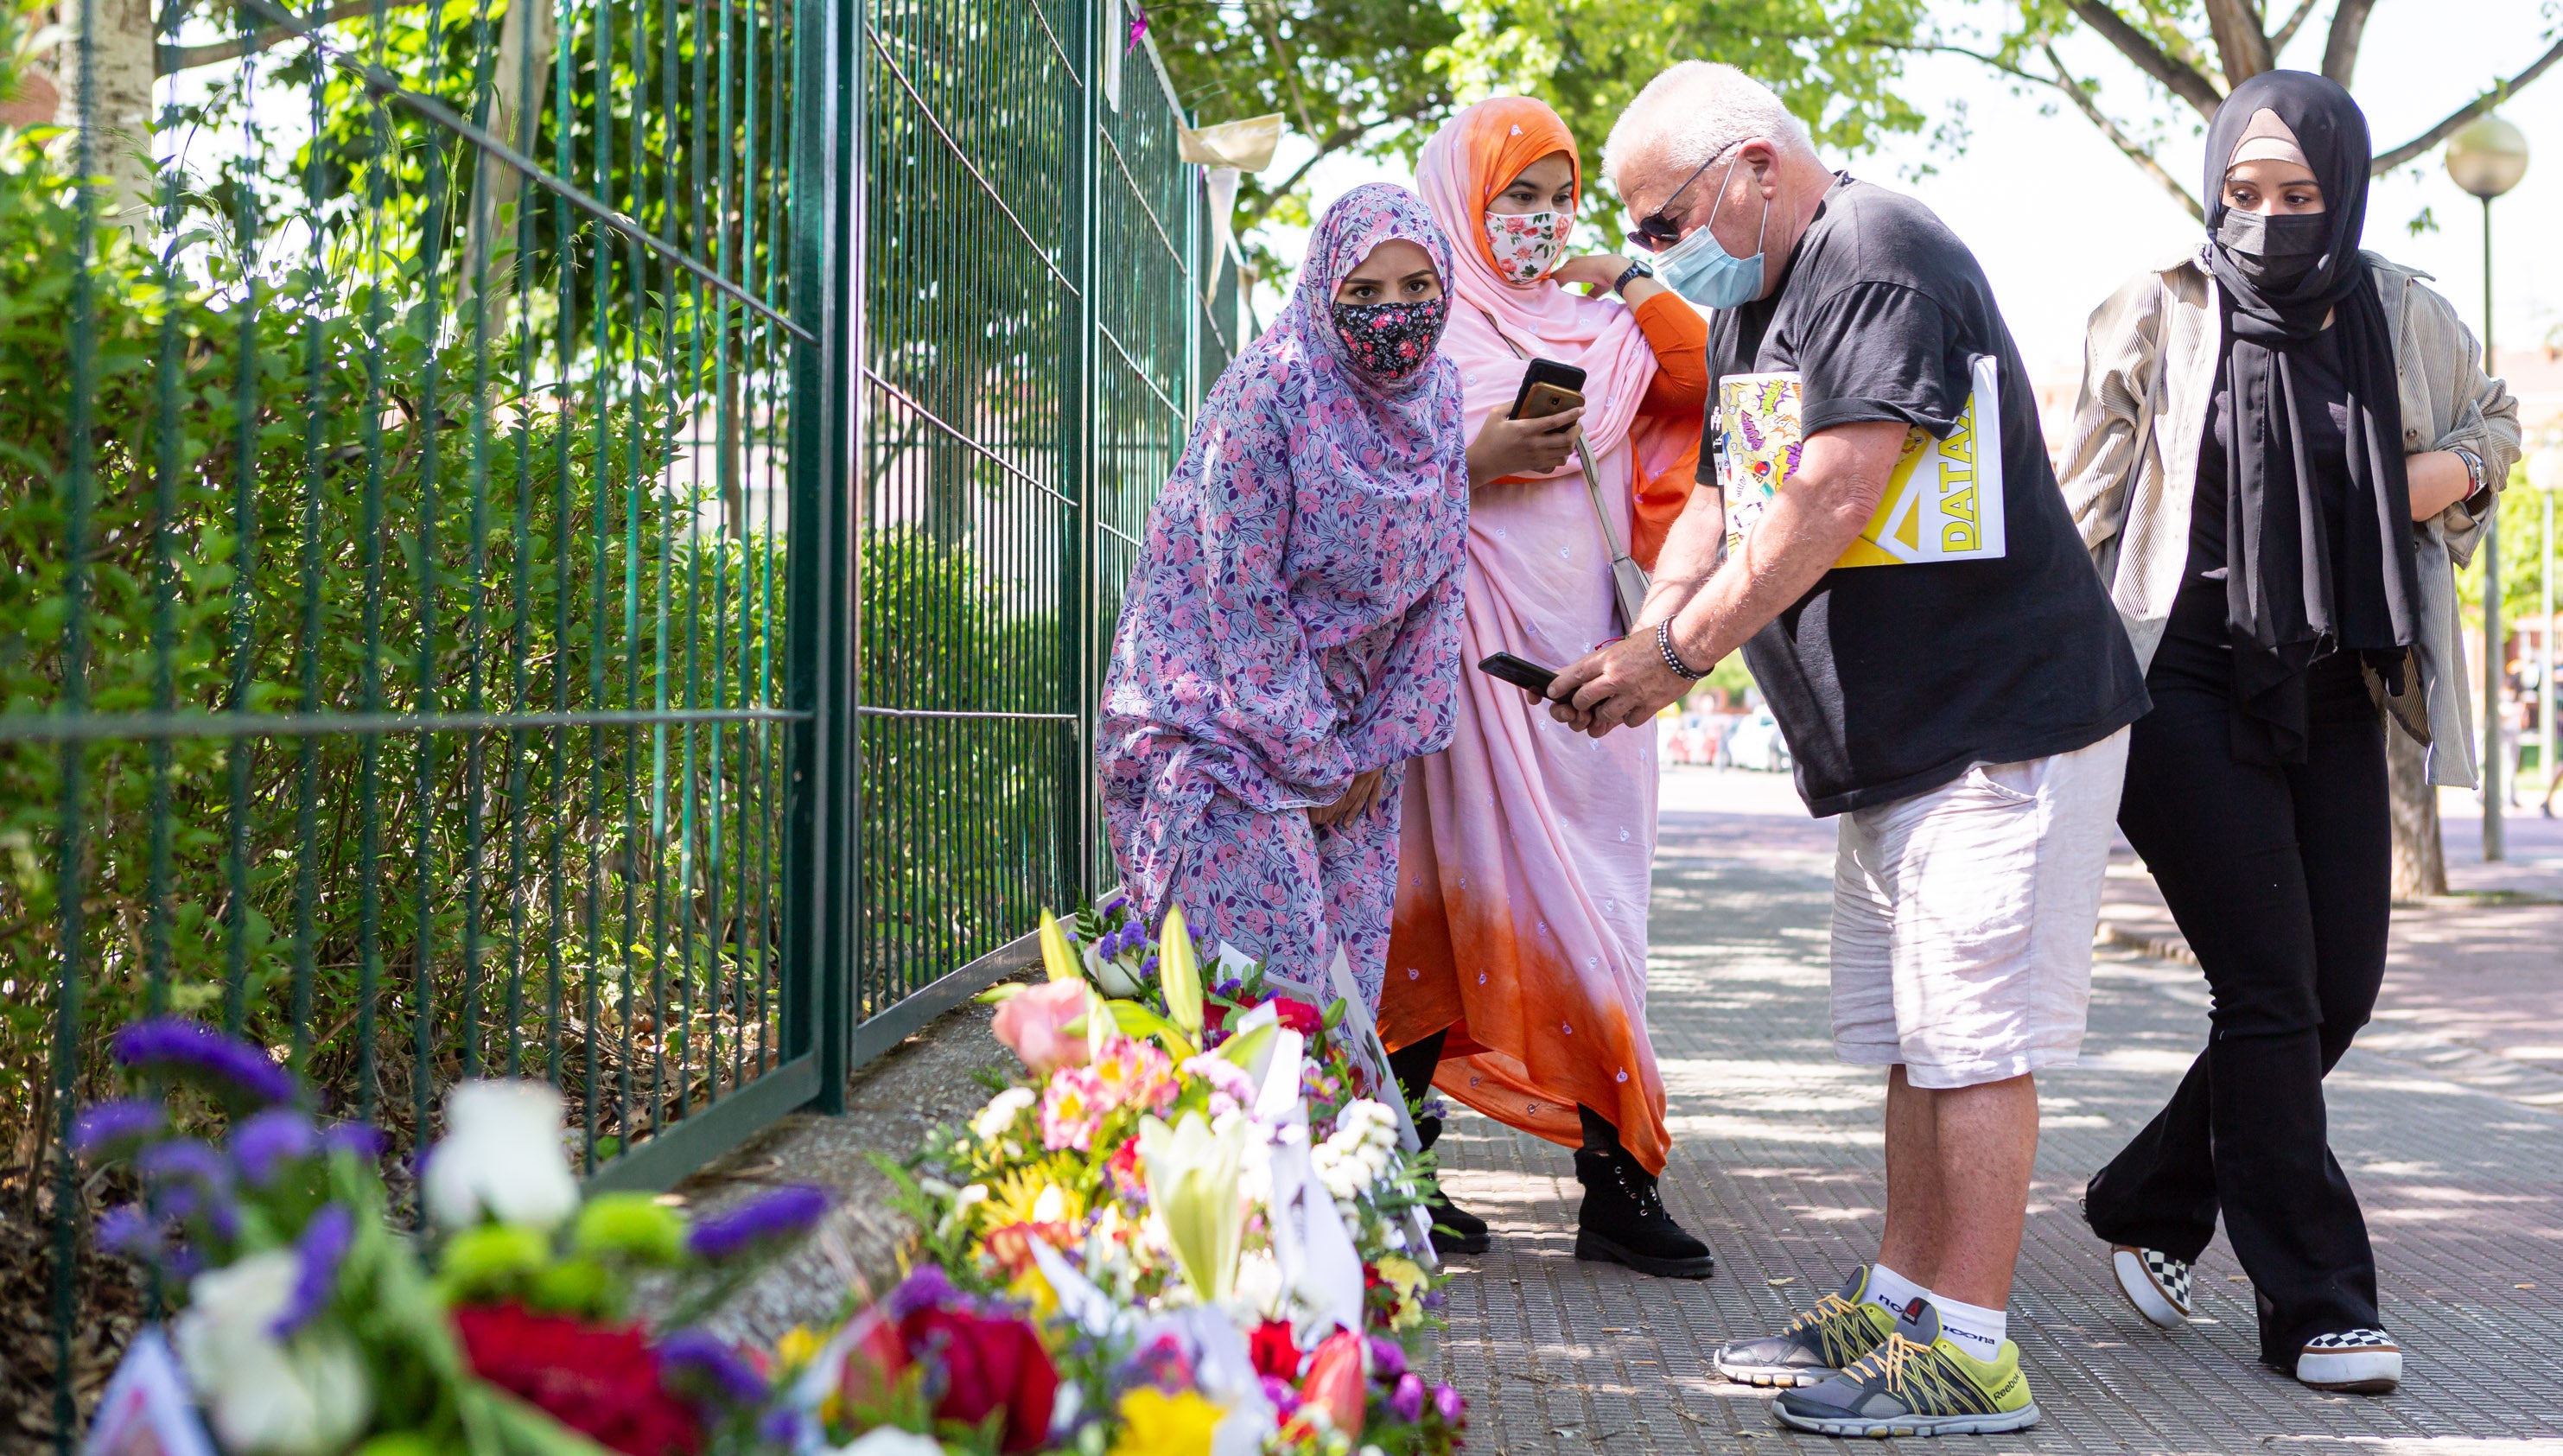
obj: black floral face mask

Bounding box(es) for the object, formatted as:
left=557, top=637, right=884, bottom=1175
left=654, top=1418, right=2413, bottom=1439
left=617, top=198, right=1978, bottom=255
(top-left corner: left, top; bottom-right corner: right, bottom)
left=1329, top=295, right=1448, bottom=381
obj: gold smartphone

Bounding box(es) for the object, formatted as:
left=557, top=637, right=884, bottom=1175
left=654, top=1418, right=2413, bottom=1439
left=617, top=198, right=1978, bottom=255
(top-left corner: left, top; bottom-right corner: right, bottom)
left=1516, top=382, right=1585, bottom=421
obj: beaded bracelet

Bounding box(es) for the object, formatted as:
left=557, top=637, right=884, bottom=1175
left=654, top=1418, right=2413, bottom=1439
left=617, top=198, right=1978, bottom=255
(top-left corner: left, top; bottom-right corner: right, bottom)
left=1657, top=620, right=1703, bottom=681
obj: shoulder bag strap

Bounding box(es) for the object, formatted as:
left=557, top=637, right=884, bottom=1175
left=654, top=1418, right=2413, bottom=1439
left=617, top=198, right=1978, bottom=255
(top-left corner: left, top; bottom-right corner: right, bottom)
left=1472, top=306, right=1650, bottom=628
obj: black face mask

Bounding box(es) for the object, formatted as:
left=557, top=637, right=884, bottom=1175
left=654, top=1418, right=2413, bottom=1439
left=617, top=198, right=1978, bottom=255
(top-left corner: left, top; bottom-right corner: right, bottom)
left=2214, top=209, right=2331, bottom=292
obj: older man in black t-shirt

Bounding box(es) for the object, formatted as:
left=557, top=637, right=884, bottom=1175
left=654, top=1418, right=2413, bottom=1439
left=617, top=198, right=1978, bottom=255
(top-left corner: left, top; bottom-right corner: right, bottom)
left=1546, top=62, right=2146, bottom=1437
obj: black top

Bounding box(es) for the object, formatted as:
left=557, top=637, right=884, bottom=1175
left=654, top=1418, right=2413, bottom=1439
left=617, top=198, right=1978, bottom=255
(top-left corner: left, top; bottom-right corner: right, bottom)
left=2185, top=326, right=2354, bottom=593
left=1702, top=175, right=2149, bottom=816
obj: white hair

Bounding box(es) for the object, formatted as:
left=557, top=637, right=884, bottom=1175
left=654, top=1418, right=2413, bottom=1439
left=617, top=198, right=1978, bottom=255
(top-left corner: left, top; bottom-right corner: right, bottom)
left=1601, top=62, right=1819, bottom=194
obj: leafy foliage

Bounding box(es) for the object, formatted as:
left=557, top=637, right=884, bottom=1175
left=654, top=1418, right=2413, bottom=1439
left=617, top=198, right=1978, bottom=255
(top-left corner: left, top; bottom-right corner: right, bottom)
left=1148, top=0, right=1934, bottom=271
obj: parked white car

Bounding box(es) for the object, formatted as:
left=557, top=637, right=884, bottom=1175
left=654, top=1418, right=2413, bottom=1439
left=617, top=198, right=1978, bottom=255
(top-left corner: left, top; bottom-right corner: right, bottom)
left=1720, top=707, right=1791, bottom=773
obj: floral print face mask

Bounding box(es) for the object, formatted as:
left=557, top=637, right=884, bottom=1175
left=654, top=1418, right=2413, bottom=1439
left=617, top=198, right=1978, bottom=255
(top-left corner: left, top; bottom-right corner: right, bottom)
left=1482, top=209, right=1573, bottom=284
left=1330, top=295, right=1449, bottom=382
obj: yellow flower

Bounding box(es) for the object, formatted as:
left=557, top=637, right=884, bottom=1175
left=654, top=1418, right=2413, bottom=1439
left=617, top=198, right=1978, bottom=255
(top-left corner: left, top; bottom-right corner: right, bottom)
left=979, top=1168, right=1086, bottom=1234
left=1375, top=1254, right=1429, bottom=1332
left=774, top=1325, right=821, bottom=1374
left=1108, top=1387, right=1224, bottom=1456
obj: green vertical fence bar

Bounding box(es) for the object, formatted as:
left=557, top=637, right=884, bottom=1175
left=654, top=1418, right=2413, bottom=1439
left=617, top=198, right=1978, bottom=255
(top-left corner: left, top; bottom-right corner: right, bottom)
left=16, top=0, right=1252, bottom=1434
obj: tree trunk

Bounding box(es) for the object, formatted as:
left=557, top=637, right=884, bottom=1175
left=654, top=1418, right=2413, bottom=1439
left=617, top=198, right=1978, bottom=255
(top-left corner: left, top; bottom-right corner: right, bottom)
left=459, top=0, right=555, bottom=320
left=52, top=0, right=156, bottom=235
left=2387, top=726, right=2446, bottom=900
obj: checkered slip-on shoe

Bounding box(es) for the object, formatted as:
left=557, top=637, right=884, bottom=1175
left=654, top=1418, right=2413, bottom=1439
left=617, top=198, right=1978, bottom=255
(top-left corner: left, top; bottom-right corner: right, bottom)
left=2297, top=1328, right=2401, bottom=1395
left=2110, top=1245, right=2193, bottom=1328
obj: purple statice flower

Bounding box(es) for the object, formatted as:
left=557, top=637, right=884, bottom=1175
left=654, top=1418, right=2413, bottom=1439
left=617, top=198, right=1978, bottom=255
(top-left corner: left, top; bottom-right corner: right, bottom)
left=1139, top=952, right=1158, bottom=977
left=685, top=1184, right=829, bottom=1261
left=96, top=1203, right=162, bottom=1258
left=1213, top=977, right=1243, bottom=1001
left=1259, top=1374, right=1301, bottom=1415
left=111, top=1018, right=294, bottom=1106
left=888, top=1262, right=961, bottom=1319
left=232, top=1107, right=318, bottom=1187
left=1432, top=1383, right=1465, bottom=1423
left=1421, top=1288, right=1447, bottom=1311
left=1390, top=1372, right=1426, bottom=1423
left=321, top=1122, right=383, bottom=1161
left=165, top=1243, right=204, bottom=1281
left=1418, top=1097, right=1448, bottom=1122
left=659, top=1327, right=769, bottom=1406
left=1366, top=1335, right=1407, bottom=1380
left=73, top=1099, right=165, bottom=1156
left=272, top=1204, right=353, bottom=1338
left=1097, top=890, right=1129, bottom=919
left=137, top=1138, right=237, bottom=1237
left=757, top=1408, right=811, bottom=1446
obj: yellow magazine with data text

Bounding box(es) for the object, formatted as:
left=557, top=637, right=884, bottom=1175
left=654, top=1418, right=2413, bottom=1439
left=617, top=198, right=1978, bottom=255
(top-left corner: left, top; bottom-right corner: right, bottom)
left=1714, top=355, right=2006, bottom=569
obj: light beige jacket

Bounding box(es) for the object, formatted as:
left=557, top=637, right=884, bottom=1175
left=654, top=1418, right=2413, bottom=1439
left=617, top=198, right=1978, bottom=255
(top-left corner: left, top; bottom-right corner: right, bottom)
left=2061, top=247, right=2522, bottom=787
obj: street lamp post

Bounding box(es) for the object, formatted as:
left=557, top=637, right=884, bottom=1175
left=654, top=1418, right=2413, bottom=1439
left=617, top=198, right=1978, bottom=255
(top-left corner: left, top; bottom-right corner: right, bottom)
left=2448, top=115, right=2529, bottom=861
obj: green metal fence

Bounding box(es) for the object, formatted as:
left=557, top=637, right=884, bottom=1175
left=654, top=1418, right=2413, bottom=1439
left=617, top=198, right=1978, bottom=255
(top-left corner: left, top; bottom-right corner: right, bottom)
left=10, top=0, right=1249, bottom=1434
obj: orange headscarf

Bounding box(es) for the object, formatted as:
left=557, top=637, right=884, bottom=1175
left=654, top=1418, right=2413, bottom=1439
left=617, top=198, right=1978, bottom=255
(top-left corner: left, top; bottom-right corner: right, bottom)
left=1414, top=98, right=1699, bottom=568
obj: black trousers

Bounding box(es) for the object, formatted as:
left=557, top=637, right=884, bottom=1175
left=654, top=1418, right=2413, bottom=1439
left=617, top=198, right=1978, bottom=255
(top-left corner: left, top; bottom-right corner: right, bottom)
left=2083, top=613, right=2392, bottom=1368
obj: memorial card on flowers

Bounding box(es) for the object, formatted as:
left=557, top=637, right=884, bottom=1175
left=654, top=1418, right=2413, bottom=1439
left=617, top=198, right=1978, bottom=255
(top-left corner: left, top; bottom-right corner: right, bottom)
left=1714, top=354, right=2007, bottom=569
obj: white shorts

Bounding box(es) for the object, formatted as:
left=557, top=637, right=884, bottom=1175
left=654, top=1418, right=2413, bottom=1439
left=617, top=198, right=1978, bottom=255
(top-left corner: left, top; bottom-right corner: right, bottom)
left=1829, top=728, right=2131, bottom=1090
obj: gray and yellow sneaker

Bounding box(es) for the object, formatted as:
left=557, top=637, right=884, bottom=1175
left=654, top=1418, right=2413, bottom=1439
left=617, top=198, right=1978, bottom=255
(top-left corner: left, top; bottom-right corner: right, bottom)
left=1773, top=1298, right=2040, bottom=1438
left=1714, top=1267, right=1898, bottom=1387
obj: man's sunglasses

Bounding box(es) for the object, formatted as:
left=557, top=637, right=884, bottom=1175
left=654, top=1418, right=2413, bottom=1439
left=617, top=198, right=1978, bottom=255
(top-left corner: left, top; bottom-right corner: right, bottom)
left=1626, top=147, right=1732, bottom=253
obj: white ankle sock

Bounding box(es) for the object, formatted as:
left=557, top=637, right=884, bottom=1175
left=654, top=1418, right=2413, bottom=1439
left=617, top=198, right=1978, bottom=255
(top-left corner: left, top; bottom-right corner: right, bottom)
left=1931, top=1294, right=2009, bottom=1362
left=1861, top=1262, right=1930, bottom=1320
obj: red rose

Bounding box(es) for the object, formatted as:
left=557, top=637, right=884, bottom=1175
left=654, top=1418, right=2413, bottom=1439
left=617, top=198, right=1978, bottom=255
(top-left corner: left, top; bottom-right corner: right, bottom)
left=1271, top=998, right=1324, bottom=1035
left=453, top=1303, right=703, bottom=1456
left=835, top=1305, right=912, bottom=1410
left=900, top=1306, right=1059, bottom=1454
left=1248, top=1319, right=1303, bottom=1381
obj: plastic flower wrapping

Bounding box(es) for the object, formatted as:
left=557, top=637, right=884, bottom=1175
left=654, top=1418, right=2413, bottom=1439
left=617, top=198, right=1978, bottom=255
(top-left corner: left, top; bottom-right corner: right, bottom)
left=76, top=903, right=1467, bottom=1456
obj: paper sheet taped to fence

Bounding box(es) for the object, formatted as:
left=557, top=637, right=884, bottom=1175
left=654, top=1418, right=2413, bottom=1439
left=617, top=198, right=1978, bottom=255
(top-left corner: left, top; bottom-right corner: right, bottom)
left=1714, top=354, right=2006, bottom=569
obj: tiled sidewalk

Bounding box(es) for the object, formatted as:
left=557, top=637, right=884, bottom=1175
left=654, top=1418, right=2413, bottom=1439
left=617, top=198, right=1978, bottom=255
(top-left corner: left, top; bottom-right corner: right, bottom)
left=1421, top=769, right=2563, bottom=1454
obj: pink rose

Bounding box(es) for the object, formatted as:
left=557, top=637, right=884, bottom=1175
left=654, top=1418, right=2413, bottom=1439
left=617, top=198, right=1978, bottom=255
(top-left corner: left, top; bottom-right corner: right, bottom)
left=992, top=980, right=1091, bottom=1075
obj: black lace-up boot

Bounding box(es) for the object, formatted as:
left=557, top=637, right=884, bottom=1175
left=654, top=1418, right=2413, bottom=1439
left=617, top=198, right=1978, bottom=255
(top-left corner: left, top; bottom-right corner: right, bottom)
left=1388, top=1030, right=1491, bottom=1256
left=1574, top=1105, right=1714, bottom=1279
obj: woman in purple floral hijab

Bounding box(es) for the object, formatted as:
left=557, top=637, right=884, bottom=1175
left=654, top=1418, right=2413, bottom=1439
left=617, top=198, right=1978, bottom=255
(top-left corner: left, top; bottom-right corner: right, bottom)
left=1098, top=183, right=1471, bottom=1008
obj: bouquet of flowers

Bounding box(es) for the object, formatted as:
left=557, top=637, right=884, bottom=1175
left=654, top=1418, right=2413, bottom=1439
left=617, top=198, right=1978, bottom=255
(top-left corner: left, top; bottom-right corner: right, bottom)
left=803, top=899, right=1466, bottom=1456
left=77, top=1018, right=830, bottom=1456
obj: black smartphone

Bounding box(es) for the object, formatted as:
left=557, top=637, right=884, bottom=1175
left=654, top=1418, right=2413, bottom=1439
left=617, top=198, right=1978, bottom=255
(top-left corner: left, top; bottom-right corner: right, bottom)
left=1508, top=358, right=1588, bottom=420
left=1477, top=652, right=1560, bottom=697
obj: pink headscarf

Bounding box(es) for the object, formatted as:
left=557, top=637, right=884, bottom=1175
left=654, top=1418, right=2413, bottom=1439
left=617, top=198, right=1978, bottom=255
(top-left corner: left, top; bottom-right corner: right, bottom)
left=1415, top=98, right=1663, bottom=468
left=1097, top=183, right=1472, bottom=817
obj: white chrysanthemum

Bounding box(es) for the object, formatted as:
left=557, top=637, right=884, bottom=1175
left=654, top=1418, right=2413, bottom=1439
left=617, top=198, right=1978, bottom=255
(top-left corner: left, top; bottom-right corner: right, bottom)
left=1312, top=1100, right=1400, bottom=1204
left=972, top=1086, right=1036, bottom=1141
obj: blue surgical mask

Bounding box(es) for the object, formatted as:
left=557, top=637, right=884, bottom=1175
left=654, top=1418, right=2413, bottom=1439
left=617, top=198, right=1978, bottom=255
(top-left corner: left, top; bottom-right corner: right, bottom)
left=1654, top=156, right=1769, bottom=309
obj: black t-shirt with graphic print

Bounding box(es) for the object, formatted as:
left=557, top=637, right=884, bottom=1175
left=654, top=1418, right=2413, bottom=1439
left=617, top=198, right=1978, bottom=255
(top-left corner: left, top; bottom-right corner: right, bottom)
left=1700, top=175, right=2147, bottom=816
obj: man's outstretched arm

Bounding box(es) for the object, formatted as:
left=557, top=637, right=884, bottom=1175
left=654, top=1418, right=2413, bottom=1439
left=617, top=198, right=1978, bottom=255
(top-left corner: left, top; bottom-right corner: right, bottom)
left=1548, top=419, right=1906, bottom=734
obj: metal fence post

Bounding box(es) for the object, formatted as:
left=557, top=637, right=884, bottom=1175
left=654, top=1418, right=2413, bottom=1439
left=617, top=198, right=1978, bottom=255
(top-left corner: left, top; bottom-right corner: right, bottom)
left=1061, top=0, right=1094, bottom=906
left=785, top=0, right=857, bottom=1114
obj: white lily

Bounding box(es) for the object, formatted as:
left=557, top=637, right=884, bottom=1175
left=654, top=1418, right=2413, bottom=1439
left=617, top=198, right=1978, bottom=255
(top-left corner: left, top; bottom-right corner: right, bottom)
left=1136, top=1109, right=1250, bottom=1305
left=172, top=1251, right=372, bottom=1456
left=423, top=1080, right=579, bottom=1231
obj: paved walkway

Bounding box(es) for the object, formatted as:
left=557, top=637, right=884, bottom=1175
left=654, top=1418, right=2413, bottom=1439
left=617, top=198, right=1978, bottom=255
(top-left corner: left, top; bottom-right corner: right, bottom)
left=1421, top=766, right=2563, bottom=1455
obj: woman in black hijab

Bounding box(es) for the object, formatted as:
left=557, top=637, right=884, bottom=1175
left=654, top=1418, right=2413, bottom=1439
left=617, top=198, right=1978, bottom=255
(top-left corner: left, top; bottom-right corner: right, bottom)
left=2063, top=70, right=2519, bottom=1396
